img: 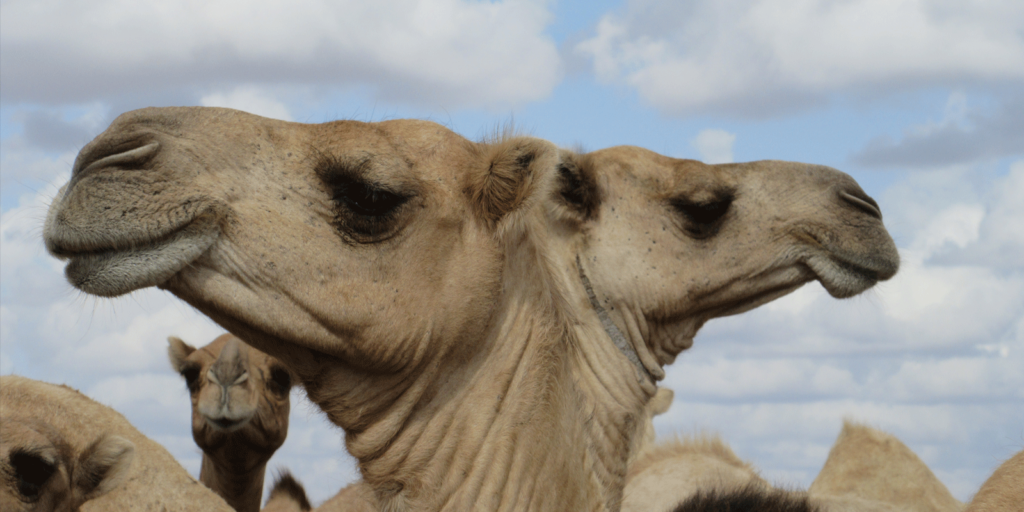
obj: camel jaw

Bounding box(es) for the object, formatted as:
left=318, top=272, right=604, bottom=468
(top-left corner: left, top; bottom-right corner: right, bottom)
left=45, top=213, right=221, bottom=298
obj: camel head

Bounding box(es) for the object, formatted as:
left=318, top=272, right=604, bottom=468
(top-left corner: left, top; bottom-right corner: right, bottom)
left=167, top=334, right=293, bottom=464
left=45, top=107, right=559, bottom=383
left=0, top=418, right=134, bottom=512
left=551, top=146, right=899, bottom=373
left=43, top=106, right=898, bottom=510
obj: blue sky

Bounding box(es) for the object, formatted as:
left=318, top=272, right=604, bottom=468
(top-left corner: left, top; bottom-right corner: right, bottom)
left=2, top=0, right=1023, bottom=505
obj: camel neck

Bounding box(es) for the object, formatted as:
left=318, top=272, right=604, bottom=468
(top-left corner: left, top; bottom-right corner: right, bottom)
left=300, top=234, right=656, bottom=511
left=200, top=454, right=267, bottom=512
left=307, top=286, right=650, bottom=510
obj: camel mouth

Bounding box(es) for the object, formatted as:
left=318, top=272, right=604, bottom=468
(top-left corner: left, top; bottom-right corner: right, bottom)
left=56, top=214, right=220, bottom=298
left=206, top=416, right=249, bottom=432
left=806, top=252, right=896, bottom=299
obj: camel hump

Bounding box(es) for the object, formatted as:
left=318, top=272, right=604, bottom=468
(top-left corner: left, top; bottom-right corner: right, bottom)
left=263, top=471, right=312, bottom=512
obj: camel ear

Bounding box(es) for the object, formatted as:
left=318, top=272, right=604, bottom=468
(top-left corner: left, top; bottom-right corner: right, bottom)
left=73, top=435, right=134, bottom=501
left=468, top=137, right=559, bottom=230
left=549, top=150, right=601, bottom=224
left=647, top=387, right=674, bottom=417
left=167, top=336, right=196, bottom=372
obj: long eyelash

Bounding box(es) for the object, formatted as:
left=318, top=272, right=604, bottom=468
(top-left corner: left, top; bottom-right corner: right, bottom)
left=313, top=155, right=410, bottom=240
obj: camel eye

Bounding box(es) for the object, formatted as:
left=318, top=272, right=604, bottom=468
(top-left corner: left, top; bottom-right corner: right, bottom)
left=315, top=157, right=410, bottom=241
left=670, top=194, right=733, bottom=239
left=180, top=364, right=201, bottom=393
left=268, top=366, right=292, bottom=396
left=331, top=178, right=407, bottom=218
left=10, top=450, right=56, bottom=501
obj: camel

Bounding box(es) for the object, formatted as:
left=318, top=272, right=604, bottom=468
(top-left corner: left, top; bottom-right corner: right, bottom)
left=621, top=421, right=964, bottom=512
left=621, top=435, right=768, bottom=512
left=262, top=472, right=313, bottom=512
left=167, top=333, right=296, bottom=512
left=1, top=416, right=133, bottom=511
left=809, top=421, right=963, bottom=512
left=43, top=106, right=899, bottom=511
left=0, top=375, right=233, bottom=511
left=964, top=449, right=1023, bottom=512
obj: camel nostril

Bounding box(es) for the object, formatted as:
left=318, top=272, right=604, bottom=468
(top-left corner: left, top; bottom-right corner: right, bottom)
left=839, top=189, right=882, bottom=220
left=74, top=140, right=161, bottom=178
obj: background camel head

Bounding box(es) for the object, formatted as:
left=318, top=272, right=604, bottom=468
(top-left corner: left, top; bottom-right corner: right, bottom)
left=550, top=146, right=900, bottom=372
left=167, top=333, right=293, bottom=462
left=0, top=418, right=134, bottom=512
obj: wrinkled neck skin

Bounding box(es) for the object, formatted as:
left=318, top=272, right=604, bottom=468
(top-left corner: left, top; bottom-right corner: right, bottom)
left=302, top=230, right=658, bottom=512
left=199, top=450, right=267, bottom=512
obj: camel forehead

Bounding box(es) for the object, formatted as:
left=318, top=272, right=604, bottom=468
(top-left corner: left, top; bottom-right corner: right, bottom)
left=194, top=336, right=281, bottom=375
left=97, top=107, right=469, bottom=186
left=588, top=145, right=728, bottom=187
left=105, top=107, right=459, bottom=156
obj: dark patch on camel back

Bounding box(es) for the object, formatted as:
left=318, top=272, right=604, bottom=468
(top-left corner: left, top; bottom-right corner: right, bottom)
left=267, top=470, right=312, bottom=511
left=672, top=484, right=819, bottom=512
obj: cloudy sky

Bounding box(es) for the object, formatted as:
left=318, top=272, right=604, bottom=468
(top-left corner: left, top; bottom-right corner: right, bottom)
left=2, top=0, right=1022, bottom=504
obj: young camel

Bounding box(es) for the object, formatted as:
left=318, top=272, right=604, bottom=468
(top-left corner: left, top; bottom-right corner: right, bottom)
left=965, top=449, right=1023, bottom=512
left=167, top=333, right=295, bottom=512
left=44, top=107, right=899, bottom=511
left=0, top=375, right=233, bottom=511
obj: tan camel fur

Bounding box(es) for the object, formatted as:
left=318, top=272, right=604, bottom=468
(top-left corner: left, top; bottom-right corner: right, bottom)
left=270, top=387, right=676, bottom=512
left=262, top=472, right=313, bottom=512
left=0, top=375, right=233, bottom=511
left=965, top=449, right=1023, bottom=512
left=168, top=333, right=295, bottom=512
left=632, top=387, right=675, bottom=461
left=1, top=415, right=133, bottom=511
left=44, top=107, right=898, bottom=511
left=624, top=423, right=962, bottom=512
left=808, top=421, right=963, bottom=512
left=621, top=435, right=768, bottom=512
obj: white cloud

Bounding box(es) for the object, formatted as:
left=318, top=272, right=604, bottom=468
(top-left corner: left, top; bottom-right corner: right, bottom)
left=201, top=87, right=294, bottom=121
left=1, top=0, right=560, bottom=109
left=575, top=0, right=1024, bottom=115
left=852, top=92, right=1024, bottom=167
left=691, top=129, right=736, bottom=164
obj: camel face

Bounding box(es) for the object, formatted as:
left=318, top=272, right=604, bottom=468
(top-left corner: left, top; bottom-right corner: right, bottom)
left=0, top=417, right=134, bottom=512
left=168, top=333, right=295, bottom=512
left=45, top=107, right=559, bottom=380
left=167, top=334, right=292, bottom=448
left=560, top=146, right=898, bottom=368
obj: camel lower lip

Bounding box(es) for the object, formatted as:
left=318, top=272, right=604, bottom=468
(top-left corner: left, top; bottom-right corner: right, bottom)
left=808, top=255, right=885, bottom=299
left=207, top=417, right=246, bottom=431
left=63, top=216, right=219, bottom=297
